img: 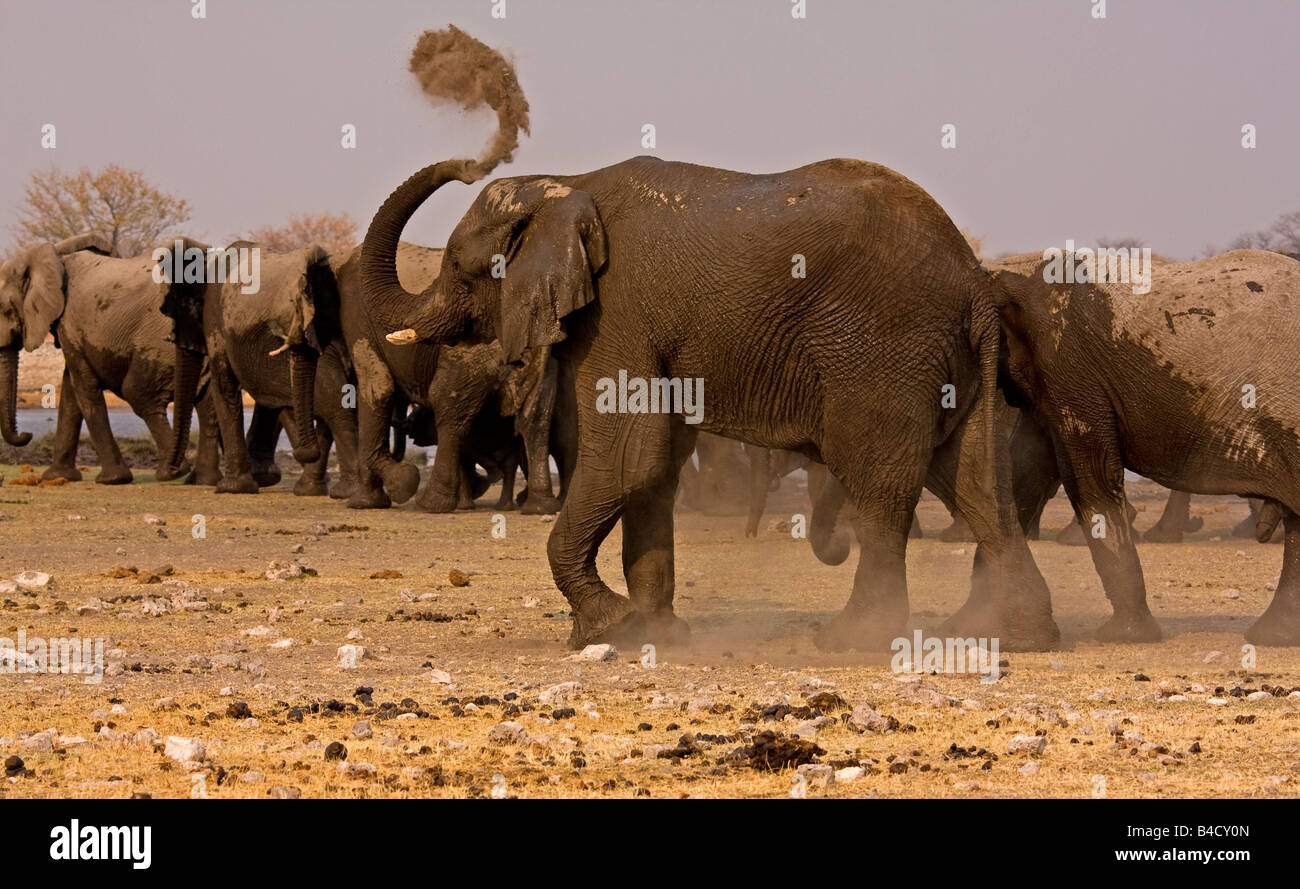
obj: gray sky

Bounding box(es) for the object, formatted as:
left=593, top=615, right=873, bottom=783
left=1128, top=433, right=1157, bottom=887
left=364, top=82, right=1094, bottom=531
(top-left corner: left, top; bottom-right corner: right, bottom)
left=1, top=0, right=1296, bottom=258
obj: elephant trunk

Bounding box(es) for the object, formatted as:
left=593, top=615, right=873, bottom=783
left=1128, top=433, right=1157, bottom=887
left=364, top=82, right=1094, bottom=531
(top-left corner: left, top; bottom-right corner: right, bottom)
left=164, top=345, right=203, bottom=476
left=361, top=159, right=478, bottom=345
left=289, top=348, right=320, bottom=464
left=0, top=346, right=31, bottom=446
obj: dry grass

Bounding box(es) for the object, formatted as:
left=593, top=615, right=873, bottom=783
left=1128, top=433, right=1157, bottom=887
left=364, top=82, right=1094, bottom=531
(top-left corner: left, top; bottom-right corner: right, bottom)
left=1, top=462, right=1298, bottom=798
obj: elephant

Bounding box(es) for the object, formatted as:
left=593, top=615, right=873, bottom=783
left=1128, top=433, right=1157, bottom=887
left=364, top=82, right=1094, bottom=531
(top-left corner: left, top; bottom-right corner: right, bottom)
left=160, top=240, right=354, bottom=495
left=677, top=432, right=750, bottom=515
left=0, top=234, right=219, bottom=484
left=367, top=154, right=1055, bottom=652
left=332, top=240, right=569, bottom=513
left=988, top=248, right=1300, bottom=644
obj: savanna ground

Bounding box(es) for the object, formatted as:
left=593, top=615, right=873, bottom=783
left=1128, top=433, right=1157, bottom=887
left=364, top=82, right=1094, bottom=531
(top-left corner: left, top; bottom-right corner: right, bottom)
left=1, top=434, right=1298, bottom=799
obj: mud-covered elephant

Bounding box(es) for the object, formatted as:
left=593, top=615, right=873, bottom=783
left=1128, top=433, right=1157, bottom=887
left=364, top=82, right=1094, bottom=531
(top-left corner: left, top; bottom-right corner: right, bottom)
left=989, top=248, right=1300, bottom=644
left=367, top=153, right=1055, bottom=652
left=333, top=240, right=570, bottom=513
left=0, top=234, right=219, bottom=483
left=159, top=240, right=354, bottom=495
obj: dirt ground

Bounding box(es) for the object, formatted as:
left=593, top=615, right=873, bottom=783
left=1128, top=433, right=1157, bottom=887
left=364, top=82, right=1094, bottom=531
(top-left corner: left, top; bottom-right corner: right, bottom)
left=1, top=456, right=1297, bottom=799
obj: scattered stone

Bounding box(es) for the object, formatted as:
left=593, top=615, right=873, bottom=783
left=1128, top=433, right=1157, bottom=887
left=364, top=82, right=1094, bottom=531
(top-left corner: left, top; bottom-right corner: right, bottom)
left=539, top=682, right=582, bottom=706
left=796, top=763, right=835, bottom=788
left=15, top=571, right=51, bottom=592
left=324, top=742, right=347, bottom=761
left=848, top=704, right=896, bottom=734
left=163, top=737, right=205, bottom=764
left=564, top=643, right=617, bottom=663
left=268, top=785, right=301, bottom=799
left=731, top=730, right=824, bottom=771
left=1018, top=761, right=1041, bottom=776
left=1007, top=734, right=1046, bottom=755
left=835, top=766, right=865, bottom=782
left=335, top=644, right=370, bottom=667
left=448, top=569, right=471, bottom=587
left=351, top=720, right=373, bottom=740
left=239, top=771, right=265, bottom=783
left=487, top=721, right=529, bottom=746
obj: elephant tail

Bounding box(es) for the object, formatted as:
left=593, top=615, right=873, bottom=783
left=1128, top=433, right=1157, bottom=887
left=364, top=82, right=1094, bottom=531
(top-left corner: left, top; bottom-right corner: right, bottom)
left=970, top=290, right=1012, bottom=525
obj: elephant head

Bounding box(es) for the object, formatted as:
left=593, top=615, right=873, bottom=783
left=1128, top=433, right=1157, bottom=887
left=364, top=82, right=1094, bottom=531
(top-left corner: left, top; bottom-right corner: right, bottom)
left=362, top=159, right=607, bottom=361
left=0, top=234, right=111, bottom=446
left=160, top=241, right=333, bottom=475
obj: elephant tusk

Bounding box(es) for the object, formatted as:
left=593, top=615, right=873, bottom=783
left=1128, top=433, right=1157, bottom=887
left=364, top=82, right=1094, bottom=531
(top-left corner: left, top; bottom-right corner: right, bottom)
left=386, top=328, right=420, bottom=346
left=268, top=342, right=290, bottom=357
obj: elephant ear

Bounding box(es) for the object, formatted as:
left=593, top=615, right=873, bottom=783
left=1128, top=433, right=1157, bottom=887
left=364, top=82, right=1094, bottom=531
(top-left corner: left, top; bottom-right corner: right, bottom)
left=20, top=243, right=66, bottom=352
left=496, top=183, right=608, bottom=363
left=298, top=245, right=340, bottom=352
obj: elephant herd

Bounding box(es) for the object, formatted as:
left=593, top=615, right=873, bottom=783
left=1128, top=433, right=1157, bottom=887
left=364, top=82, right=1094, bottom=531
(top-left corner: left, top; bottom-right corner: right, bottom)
left=4, top=88, right=1300, bottom=654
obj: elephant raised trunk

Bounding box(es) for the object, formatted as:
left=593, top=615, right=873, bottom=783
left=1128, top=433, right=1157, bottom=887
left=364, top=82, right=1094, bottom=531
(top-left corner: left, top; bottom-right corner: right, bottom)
left=0, top=346, right=31, bottom=446
left=361, top=159, right=480, bottom=344
left=289, top=347, right=319, bottom=464
left=163, top=345, right=204, bottom=477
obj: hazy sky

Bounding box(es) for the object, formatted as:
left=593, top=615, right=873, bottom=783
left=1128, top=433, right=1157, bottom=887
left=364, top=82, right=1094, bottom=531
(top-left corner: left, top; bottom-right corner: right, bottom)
left=1, top=0, right=1296, bottom=259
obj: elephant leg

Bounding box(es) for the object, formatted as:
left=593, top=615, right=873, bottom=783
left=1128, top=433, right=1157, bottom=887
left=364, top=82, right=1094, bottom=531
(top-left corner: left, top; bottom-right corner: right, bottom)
left=1245, top=510, right=1300, bottom=645
left=619, top=424, right=697, bottom=645
left=493, top=444, right=521, bottom=511
left=322, top=407, right=359, bottom=501
left=210, top=361, right=257, bottom=494
left=415, top=427, right=464, bottom=513
left=548, top=458, right=634, bottom=648
left=287, top=408, right=332, bottom=497
left=246, top=405, right=283, bottom=488
left=142, top=407, right=190, bottom=481
left=745, top=447, right=771, bottom=537
left=349, top=387, right=400, bottom=509
left=933, top=397, right=1060, bottom=651
left=190, top=389, right=223, bottom=486
left=1060, top=442, right=1159, bottom=642
left=42, top=367, right=83, bottom=481
left=1144, top=489, right=1198, bottom=542
left=64, top=353, right=131, bottom=485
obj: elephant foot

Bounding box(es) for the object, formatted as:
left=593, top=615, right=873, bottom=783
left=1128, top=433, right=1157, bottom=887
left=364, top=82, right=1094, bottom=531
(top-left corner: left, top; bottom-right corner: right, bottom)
left=941, top=599, right=1061, bottom=652
left=95, top=466, right=134, bottom=485
left=293, top=475, right=330, bottom=497
left=1054, top=520, right=1088, bottom=546
left=382, top=462, right=421, bottom=505
left=456, top=493, right=478, bottom=510
left=188, top=466, right=223, bottom=487
left=347, top=486, right=391, bottom=509
left=252, top=466, right=282, bottom=488
left=1232, top=512, right=1258, bottom=539
left=42, top=465, right=82, bottom=483
left=216, top=473, right=260, bottom=494
left=1141, top=520, right=1185, bottom=544
left=330, top=476, right=358, bottom=500
left=1184, top=515, right=1204, bottom=532
left=813, top=603, right=908, bottom=652
left=154, top=458, right=192, bottom=483
left=415, top=484, right=459, bottom=513
left=569, top=587, right=650, bottom=649
left=493, top=496, right=519, bottom=512
left=520, top=492, right=562, bottom=516
left=938, top=515, right=976, bottom=543
left=1095, top=610, right=1162, bottom=643
left=1244, top=601, right=1300, bottom=646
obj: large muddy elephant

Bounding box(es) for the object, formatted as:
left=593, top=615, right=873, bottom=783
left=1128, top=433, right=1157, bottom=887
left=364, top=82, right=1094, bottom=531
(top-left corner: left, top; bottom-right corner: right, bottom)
left=333, top=241, right=570, bottom=513
left=989, top=248, right=1300, bottom=644
left=0, top=234, right=218, bottom=484
left=159, top=241, right=353, bottom=495
left=368, top=155, right=1055, bottom=652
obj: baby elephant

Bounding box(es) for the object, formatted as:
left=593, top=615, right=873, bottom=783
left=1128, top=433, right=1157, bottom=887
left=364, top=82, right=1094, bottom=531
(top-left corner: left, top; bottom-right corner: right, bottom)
left=991, top=249, right=1300, bottom=645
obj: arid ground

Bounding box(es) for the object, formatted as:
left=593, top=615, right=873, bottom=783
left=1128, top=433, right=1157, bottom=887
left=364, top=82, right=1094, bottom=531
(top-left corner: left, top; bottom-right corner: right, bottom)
left=1, top=449, right=1298, bottom=799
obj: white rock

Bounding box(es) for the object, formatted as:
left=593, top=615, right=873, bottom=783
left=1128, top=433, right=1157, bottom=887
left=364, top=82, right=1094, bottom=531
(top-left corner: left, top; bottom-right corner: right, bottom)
left=835, top=766, right=866, bottom=782
left=163, top=736, right=205, bottom=763
left=239, top=771, right=265, bottom=783
left=15, top=571, right=51, bottom=592
left=1222, top=588, right=1241, bottom=599
left=564, top=643, right=618, bottom=663
left=1007, top=734, right=1046, bottom=755
left=796, top=763, right=835, bottom=788
left=1246, top=691, right=1272, bottom=702
left=427, top=669, right=453, bottom=684
left=848, top=704, right=892, bottom=733
left=1018, top=761, right=1041, bottom=776
left=19, top=730, right=56, bottom=752
left=335, top=644, right=370, bottom=667
left=351, top=720, right=373, bottom=740
left=487, top=721, right=529, bottom=746
left=539, top=682, right=582, bottom=706
left=1206, top=697, right=1230, bottom=706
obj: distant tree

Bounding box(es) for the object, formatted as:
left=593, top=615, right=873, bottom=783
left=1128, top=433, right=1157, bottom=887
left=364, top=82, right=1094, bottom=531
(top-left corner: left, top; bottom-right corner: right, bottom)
left=10, top=165, right=191, bottom=258
left=242, top=212, right=358, bottom=256
left=1226, top=210, right=1300, bottom=255
left=1095, top=236, right=1147, bottom=250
